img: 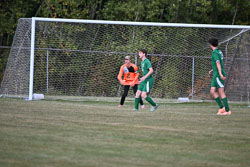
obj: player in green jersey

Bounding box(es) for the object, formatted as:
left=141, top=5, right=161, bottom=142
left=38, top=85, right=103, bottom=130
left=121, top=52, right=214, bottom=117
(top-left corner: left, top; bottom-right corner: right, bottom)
left=134, top=49, right=159, bottom=112
left=208, top=38, right=231, bottom=115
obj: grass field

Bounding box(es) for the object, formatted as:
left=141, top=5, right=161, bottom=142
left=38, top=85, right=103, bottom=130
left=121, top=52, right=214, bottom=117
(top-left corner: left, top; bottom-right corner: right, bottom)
left=0, top=97, right=249, bottom=167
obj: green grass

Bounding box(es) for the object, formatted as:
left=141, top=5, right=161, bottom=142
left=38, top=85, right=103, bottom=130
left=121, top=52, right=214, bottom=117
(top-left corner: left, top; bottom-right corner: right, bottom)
left=0, top=98, right=249, bottom=167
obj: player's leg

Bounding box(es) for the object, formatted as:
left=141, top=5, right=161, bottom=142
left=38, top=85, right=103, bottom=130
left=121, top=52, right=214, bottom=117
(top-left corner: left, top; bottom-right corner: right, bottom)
left=134, top=89, right=142, bottom=110
left=210, top=78, right=224, bottom=113
left=142, top=78, right=158, bottom=111
left=119, top=85, right=130, bottom=107
left=134, top=81, right=146, bottom=110
left=141, top=92, right=155, bottom=106
left=218, top=88, right=230, bottom=113
left=217, top=78, right=231, bottom=115
left=133, top=85, right=144, bottom=108
left=141, top=92, right=159, bottom=112
left=210, top=87, right=223, bottom=107
left=210, top=87, right=224, bottom=114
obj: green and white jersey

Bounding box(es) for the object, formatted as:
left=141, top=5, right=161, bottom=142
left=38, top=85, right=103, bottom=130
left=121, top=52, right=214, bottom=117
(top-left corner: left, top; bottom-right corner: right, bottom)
left=211, top=48, right=226, bottom=78
left=141, top=58, right=153, bottom=80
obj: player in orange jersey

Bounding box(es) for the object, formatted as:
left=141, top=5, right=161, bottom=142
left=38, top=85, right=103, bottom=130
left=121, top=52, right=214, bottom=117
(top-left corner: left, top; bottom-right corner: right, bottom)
left=117, top=56, right=144, bottom=108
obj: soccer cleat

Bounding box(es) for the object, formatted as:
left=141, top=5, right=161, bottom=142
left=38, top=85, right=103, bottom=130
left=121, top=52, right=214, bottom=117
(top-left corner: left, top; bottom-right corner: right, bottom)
left=217, top=107, right=225, bottom=115
left=218, top=110, right=231, bottom=116
left=141, top=105, right=145, bottom=109
left=150, top=104, right=159, bottom=112
left=133, top=108, right=138, bottom=111
left=118, top=104, right=123, bottom=108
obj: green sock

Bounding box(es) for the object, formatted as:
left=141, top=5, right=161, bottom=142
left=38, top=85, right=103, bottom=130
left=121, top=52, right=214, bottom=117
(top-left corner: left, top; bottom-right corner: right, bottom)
left=222, top=97, right=230, bottom=112
left=215, top=97, right=224, bottom=109
left=134, top=98, right=140, bottom=110
left=145, top=96, right=156, bottom=106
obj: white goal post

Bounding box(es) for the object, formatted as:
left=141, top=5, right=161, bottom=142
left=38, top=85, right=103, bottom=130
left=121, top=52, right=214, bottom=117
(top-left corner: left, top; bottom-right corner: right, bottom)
left=1, top=17, right=250, bottom=101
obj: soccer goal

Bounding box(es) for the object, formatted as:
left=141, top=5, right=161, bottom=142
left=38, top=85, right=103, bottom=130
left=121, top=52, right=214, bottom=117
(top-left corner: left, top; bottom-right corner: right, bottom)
left=0, top=17, right=250, bottom=101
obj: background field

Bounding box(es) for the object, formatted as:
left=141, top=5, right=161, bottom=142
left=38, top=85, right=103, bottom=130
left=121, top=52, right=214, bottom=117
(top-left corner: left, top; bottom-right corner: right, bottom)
left=0, top=97, right=249, bottom=167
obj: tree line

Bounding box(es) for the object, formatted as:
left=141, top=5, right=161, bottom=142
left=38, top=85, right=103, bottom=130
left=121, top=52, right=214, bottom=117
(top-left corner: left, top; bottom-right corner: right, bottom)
left=0, top=0, right=249, bottom=87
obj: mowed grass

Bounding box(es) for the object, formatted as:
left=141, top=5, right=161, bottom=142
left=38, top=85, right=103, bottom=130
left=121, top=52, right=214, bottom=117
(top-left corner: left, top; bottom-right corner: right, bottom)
left=0, top=98, right=249, bottom=167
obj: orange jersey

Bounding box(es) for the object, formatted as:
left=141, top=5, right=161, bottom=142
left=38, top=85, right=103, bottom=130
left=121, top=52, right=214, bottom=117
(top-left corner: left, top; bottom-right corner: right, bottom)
left=117, top=63, right=139, bottom=85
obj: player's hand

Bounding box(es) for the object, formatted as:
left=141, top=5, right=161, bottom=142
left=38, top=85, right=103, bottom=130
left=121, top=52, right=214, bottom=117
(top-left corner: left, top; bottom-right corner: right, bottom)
left=130, top=82, right=135, bottom=87
left=120, top=80, right=125, bottom=85
left=209, top=70, right=213, bottom=75
left=220, top=75, right=226, bottom=80
left=140, top=76, right=146, bottom=82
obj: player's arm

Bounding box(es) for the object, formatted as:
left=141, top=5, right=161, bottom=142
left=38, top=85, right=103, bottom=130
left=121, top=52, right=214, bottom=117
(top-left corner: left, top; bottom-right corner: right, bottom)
left=209, top=53, right=215, bottom=75
left=133, top=65, right=139, bottom=81
left=130, top=65, right=139, bottom=87
left=117, top=65, right=125, bottom=85
left=216, top=61, right=226, bottom=80
left=135, top=72, right=139, bottom=80
left=213, top=52, right=226, bottom=80
left=140, top=67, right=153, bottom=82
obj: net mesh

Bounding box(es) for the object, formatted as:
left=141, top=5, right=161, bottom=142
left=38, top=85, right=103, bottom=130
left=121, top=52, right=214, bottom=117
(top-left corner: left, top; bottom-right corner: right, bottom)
left=1, top=18, right=249, bottom=102
left=0, top=19, right=31, bottom=97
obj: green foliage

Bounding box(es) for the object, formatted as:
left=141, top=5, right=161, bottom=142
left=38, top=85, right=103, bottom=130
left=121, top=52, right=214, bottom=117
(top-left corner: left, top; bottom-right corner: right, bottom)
left=0, top=49, right=9, bottom=84
left=1, top=0, right=249, bottom=43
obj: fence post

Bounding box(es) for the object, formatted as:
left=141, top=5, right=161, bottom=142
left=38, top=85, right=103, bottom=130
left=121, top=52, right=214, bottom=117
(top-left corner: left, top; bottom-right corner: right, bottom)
left=46, top=50, right=49, bottom=94
left=191, top=57, right=195, bottom=100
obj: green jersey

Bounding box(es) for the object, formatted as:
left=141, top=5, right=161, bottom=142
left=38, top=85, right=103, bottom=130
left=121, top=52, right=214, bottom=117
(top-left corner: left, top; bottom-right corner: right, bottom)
left=141, top=58, right=153, bottom=80
left=211, top=48, right=226, bottom=78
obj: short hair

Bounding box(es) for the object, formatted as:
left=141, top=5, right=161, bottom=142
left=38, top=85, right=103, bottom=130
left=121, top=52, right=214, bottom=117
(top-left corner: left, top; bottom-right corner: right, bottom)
left=208, top=38, right=218, bottom=47
left=139, top=49, right=147, bottom=56
left=125, top=56, right=131, bottom=60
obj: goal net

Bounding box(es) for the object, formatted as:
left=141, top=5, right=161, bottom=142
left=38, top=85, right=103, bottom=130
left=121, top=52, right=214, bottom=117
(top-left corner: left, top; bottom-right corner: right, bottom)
left=0, top=18, right=250, bottom=102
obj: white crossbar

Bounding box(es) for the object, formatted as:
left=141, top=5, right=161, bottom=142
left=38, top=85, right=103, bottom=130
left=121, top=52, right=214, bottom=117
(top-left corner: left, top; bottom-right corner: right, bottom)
left=31, top=17, right=250, bottom=29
